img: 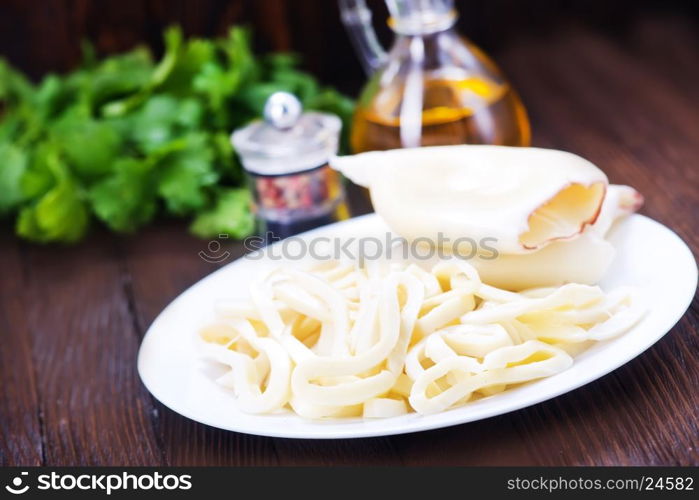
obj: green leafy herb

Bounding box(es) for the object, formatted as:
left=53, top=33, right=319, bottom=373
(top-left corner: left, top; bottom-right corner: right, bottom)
left=17, top=175, right=90, bottom=244
left=190, top=188, right=254, bottom=239
left=155, top=133, right=219, bottom=215
left=89, top=157, right=156, bottom=232
left=0, top=143, right=27, bottom=213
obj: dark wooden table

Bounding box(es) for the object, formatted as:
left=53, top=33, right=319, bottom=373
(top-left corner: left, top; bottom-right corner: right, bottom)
left=1, top=17, right=697, bottom=466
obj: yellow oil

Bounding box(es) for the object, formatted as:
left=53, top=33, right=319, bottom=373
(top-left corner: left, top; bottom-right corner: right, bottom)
left=351, top=77, right=531, bottom=153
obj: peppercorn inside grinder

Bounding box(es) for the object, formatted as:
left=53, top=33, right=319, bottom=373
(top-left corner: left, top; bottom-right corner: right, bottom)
left=232, top=92, right=349, bottom=242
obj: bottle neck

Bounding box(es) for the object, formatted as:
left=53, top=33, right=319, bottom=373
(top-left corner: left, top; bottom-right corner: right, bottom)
left=386, top=0, right=457, bottom=36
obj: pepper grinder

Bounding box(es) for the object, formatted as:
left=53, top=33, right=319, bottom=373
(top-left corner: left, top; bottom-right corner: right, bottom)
left=232, top=92, right=349, bottom=241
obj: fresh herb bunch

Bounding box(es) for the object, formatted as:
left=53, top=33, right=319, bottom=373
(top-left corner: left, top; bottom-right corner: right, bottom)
left=0, top=27, right=354, bottom=243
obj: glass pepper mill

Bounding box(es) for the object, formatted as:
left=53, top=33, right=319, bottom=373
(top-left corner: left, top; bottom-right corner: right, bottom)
left=340, top=0, right=531, bottom=152
left=232, top=92, right=349, bottom=242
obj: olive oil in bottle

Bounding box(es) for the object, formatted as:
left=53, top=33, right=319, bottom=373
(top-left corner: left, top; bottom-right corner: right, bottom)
left=351, top=77, right=531, bottom=152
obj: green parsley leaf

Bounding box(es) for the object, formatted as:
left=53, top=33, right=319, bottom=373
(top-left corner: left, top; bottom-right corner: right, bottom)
left=89, top=157, right=156, bottom=232
left=189, top=188, right=254, bottom=239
left=155, top=133, right=218, bottom=215
left=0, top=143, right=28, bottom=214
left=51, top=107, right=122, bottom=179
left=16, top=179, right=89, bottom=243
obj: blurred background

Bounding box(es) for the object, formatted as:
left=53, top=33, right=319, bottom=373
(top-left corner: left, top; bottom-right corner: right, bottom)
left=2, top=0, right=698, bottom=468
left=2, top=0, right=698, bottom=91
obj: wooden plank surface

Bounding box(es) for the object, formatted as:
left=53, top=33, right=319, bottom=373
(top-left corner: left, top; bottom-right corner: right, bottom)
left=0, top=231, right=43, bottom=465
left=16, top=231, right=163, bottom=465
left=1, top=18, right=697, bottom=466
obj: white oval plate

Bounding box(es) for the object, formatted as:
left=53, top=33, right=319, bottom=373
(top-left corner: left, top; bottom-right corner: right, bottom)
left=138, top=214, right=696, bottom=439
